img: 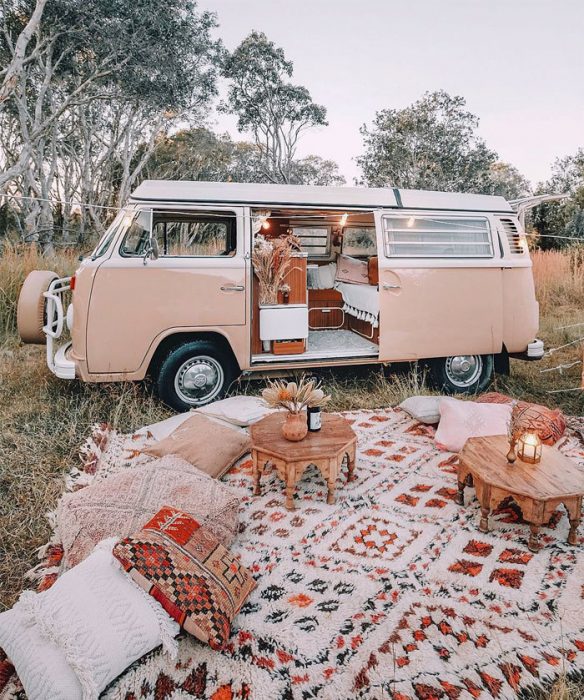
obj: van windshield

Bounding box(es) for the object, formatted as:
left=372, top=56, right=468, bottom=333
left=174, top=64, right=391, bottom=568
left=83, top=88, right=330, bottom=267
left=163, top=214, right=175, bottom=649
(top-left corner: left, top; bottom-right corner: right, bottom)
left=91, top=211, right=127, bottom=259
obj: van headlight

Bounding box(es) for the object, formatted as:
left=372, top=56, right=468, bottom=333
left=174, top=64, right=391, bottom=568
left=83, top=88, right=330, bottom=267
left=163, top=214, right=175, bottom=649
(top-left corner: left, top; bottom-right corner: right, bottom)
left=66, top=303, right=74, bottom=331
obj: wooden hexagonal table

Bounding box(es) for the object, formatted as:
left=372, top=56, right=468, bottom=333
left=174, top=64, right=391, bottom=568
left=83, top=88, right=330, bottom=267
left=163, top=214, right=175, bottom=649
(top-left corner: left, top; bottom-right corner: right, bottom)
left=250, top=412, right=357, bottom=510
left=457, top=435, right=583, bottom=552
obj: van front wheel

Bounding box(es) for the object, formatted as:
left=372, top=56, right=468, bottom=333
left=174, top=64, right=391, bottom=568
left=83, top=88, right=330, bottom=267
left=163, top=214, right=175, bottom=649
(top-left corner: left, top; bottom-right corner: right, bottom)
left=157, top=340, right=237, bottom=411
left=427, top=354, right=494, bottom=395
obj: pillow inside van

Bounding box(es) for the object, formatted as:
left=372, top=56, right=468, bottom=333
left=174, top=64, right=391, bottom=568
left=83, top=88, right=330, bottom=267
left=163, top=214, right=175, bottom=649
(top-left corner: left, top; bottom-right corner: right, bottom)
left=335, top=255, right=369, bottom=285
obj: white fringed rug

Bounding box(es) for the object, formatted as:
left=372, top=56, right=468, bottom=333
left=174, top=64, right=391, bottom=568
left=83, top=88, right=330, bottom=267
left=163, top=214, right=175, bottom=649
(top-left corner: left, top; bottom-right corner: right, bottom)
left=3, top=409, right=584, bottom=700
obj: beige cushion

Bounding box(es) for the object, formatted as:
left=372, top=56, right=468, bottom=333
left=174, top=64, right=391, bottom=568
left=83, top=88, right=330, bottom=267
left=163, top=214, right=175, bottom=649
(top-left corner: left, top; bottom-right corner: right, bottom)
left=143, top=413, right=251, bottom=478
left=56, top=455, right=240, bottom=569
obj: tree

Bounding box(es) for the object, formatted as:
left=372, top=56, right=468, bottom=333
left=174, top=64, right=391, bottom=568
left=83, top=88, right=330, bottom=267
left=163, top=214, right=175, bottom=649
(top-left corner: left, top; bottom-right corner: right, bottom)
left=289, top=155, right=346, bottom=186
left=140, top=127, right=346, bottom=187
left=532, top=149, right=584, bottom=249
left=484, top=162, right=531, bottom=200
left=220, top=31, right=327, bottom=184
left=357, top=90, right=498, bottom=193
left=0, top=0, right=221, bottom=250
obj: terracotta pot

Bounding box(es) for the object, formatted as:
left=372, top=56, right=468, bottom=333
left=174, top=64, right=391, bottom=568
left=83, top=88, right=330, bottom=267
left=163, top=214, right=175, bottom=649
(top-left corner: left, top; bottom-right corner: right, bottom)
left=282, top=412, right=308, bottom=442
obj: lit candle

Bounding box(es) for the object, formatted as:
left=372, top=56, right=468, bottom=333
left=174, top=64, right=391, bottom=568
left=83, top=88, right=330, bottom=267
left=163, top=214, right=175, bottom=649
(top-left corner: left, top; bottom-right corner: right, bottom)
left=518, top=431, right=542, bottom=464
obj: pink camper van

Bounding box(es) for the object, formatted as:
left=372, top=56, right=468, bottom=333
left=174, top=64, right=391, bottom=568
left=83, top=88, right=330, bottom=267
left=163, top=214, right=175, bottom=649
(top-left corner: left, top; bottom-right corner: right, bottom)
left=18, top=182, right=543, bottom=410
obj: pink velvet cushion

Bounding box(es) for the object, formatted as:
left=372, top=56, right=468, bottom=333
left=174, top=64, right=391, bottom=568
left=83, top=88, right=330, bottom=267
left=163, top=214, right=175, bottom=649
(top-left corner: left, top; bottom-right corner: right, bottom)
left=335, top=254, right=369, bottom=285
left=435, top=397, right=512, bottom=452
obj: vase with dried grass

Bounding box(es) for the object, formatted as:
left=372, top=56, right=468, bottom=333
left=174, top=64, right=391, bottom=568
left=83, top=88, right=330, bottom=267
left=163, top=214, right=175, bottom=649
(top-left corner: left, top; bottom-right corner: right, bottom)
left=252, top=233, right=300, bottom=306
left=261, top=376, right=331, bottom=441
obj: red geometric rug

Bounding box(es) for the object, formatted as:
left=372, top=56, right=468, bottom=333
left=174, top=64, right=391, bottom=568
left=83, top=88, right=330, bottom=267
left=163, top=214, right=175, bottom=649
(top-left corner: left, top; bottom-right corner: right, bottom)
left=2, top=408, right=584, bottom=700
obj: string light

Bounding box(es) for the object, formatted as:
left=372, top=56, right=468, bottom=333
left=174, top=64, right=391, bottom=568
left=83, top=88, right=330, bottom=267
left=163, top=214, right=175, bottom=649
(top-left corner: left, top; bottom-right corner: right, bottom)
left=339, top=213, right=348, bottom=227
left=407, top=216, right=415, bottom=228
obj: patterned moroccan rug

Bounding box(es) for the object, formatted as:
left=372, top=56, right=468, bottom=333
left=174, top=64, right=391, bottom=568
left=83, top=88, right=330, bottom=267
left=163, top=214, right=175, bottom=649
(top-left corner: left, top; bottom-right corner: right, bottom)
left=2, top=408, right=584, bottom=700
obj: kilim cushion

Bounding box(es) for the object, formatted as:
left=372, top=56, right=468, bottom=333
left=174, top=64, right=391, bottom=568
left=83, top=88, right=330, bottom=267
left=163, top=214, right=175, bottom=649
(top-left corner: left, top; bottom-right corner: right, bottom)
left=477, top=392, right=566, bottom=445
left=57, top=455, right=240, bottom=569
left=113, top=506, right=256, bottom=650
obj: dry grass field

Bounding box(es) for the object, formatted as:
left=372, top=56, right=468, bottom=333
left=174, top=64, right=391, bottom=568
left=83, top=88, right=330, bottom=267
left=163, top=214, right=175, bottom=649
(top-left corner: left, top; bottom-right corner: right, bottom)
left=0, top=245, right=583, bottom=698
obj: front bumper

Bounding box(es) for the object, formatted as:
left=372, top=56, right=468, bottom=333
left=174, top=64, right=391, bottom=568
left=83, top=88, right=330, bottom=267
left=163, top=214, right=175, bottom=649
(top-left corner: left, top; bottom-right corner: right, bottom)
left=53, top=341, right=76, bottom=379
left=510, top=339, right=545, bottom=361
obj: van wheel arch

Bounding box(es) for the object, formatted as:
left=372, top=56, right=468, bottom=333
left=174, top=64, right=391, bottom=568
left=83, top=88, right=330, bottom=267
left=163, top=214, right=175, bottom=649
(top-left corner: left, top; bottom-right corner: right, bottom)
left=149, top=333, right=240, bottom=411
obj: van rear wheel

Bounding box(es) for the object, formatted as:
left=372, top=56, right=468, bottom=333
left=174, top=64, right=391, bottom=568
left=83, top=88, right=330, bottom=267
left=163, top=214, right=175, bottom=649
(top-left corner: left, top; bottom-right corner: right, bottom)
left=427, top=354, right=494, bottom=395
left=157, top=340, right=237, bottom=411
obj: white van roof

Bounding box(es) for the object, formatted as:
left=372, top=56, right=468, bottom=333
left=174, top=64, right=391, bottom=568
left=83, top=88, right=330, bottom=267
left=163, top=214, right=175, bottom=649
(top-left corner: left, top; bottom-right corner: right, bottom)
left=130, top=180, right=513, bottom=213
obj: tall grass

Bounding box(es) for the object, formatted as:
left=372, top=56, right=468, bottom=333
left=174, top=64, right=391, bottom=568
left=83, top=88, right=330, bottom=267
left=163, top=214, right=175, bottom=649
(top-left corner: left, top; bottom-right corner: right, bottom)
left=531, top=248, right=584, bottom=314
left=0, top=244, right=77, bottom=343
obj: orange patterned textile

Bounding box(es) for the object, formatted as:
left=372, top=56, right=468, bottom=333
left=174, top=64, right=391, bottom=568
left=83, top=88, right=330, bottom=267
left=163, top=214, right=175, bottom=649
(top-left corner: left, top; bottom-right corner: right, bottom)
left=477, top=392, right=566, bottom=445
left=113, top=507, right=256, bottom=650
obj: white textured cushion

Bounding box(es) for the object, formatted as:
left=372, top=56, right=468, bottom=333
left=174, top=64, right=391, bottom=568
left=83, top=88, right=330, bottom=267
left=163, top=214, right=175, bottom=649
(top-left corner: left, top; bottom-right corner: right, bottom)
left=435, top=398, right=512, bottom=452
left=0, top=607, right=81, bottom=699
left=317, top=262, right=337, bottom=289
left=399, top=396, right=441, bottom=424
left=196, top=395, right=274, bottom=427
left=138, top=412, right=192, bottom=441
left=0, top=542, right=179, bottom=700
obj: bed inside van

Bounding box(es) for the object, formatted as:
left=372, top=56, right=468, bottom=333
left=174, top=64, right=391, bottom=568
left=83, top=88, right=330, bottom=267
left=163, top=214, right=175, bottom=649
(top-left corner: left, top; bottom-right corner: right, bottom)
left=250, top=208, right=380, bottom=364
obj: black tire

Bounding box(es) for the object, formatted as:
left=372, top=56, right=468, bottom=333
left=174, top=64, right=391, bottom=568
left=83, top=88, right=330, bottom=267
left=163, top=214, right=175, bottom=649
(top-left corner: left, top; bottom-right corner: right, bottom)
left=157, top=340, right=238, bottom=411
left=426, top=354, right=494, bottom=395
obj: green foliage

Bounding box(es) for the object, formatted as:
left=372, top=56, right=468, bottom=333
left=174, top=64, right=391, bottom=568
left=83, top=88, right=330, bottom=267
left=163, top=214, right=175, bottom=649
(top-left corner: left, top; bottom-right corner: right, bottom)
left=357, top=90, right=502, bottom=193
left=484, top=162, right=531, bottom=200
left=533, top=149, right=584, bottom=250
left=220, top=31, right=327, bottom=183
left=141, top=128, right=345, bottom=187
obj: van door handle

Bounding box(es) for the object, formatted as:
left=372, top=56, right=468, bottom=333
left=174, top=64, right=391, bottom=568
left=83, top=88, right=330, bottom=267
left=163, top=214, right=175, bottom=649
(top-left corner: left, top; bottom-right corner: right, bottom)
left=220, top=284, right=245, bottom=292
left=382, top=283, right=401, bottom=290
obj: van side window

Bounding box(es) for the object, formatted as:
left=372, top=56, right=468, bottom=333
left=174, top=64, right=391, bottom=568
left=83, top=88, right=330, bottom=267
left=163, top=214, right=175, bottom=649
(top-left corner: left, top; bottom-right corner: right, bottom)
left=153, top=214, right=236, bottom=257
left=291, top=226, right=330, bottom=258
left=382, top=216, right=493, bottom=258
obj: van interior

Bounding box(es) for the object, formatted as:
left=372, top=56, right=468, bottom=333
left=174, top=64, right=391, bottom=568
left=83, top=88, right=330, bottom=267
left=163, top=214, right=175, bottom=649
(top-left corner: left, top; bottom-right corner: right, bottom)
left=251, top=208, right=380, bottom=364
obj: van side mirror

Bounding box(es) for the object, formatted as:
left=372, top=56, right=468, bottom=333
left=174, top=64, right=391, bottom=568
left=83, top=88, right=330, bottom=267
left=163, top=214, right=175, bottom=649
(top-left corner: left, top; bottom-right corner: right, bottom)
left=143, top=235, right=159, bottom=265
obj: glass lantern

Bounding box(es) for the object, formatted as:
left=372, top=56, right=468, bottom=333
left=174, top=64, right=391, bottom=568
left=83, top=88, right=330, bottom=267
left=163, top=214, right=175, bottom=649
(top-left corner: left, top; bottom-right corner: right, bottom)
left=517, top=431, right=542, bottom=464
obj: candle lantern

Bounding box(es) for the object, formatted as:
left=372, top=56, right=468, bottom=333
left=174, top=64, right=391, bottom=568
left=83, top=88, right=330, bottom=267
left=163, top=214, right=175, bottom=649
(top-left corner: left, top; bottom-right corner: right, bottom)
left=517, top=431, right=542, bottom=464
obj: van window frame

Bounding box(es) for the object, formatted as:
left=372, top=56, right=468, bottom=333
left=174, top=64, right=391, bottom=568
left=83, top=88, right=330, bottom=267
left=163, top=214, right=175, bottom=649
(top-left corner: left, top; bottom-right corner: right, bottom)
left=290, top=223, right=332, bottom=259
left=381, top=213, right=495, bottom=260
left=119, top=209, right=238, bottom=259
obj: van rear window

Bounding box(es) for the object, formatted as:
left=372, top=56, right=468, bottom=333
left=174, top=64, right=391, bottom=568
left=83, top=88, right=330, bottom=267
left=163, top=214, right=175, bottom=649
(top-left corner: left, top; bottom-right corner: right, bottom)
left=382, top=216, right=493, bottom=258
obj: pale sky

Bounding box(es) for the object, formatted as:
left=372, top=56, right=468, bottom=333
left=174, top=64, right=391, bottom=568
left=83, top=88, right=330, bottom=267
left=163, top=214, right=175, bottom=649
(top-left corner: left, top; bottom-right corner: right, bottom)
left=204, top=0, right=584, bottom=187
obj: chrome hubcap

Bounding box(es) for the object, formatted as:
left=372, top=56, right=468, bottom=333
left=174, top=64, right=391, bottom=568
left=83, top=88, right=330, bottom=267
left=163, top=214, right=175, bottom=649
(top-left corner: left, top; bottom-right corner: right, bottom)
left=174, top=356, right=224, bottom=405
left=445, top=355, right=482, bottom=388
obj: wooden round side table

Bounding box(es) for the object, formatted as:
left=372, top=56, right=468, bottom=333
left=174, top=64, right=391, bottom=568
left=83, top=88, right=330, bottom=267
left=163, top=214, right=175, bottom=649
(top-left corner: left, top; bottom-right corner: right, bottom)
left=250, top=412, right=357, bottom=510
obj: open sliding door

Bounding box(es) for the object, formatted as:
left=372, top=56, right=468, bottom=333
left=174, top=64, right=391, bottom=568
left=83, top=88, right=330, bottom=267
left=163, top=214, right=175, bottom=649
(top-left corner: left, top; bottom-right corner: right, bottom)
left=374, top=210, right=504, bottom=363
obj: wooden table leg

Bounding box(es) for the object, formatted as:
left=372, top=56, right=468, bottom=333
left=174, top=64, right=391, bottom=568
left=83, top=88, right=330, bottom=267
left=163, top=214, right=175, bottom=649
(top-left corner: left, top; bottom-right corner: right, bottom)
left=456, top=479, right=465, bottom=506
left=347, top=448, right=356, bottom=483
left=327, top=459, right=337, bottom=505
left=479, top=507, right=490, bottom=533
left=566, top=497, right=581, bottom=546
left=528, top=524, right=541, bottom=552
left=285, top=466, right=296, bottom=511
